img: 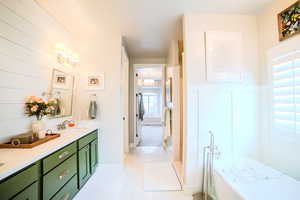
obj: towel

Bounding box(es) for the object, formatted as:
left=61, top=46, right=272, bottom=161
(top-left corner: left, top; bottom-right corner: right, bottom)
left=54, top=98, right=61, bottom=116
left=138, top=93, right=145, bottom=121
left=163, top=107, right=172, bottom=149
left=88, top=100, right=97, bottom=119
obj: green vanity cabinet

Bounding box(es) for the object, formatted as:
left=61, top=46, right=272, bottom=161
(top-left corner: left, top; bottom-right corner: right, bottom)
left=0, top=163, right=39, bottom=200
left=43, top=142, right=77, bottom=174
left=78, top=145, right=91, bottom=188
left=90, top=139, right=98, bottom=174
left=78, top=130, right=98, bottom=188
left=0, top=129, right=98, bottom=200
left=11, top=182, right=39, bottom=200
left=43, top=154, right=77, bottom=200
left=50, top=175, right=78, bottom=200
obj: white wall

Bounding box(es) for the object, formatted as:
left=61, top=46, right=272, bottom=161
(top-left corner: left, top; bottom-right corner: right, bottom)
left=0, top=0, right=124, bottom=164
left=182, top=13, right=260, bottom=191
left=257, top=0, right=300, bottom=180
left=74, top=34, right=123, bottom=163
left=0, top=0, right=74, bottom=143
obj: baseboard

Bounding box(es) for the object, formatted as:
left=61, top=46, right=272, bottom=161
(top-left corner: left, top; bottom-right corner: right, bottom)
left=182, top=184, right=201, bottom=195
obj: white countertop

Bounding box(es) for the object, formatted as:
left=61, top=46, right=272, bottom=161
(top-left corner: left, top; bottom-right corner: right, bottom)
left=0, top=124, right=99, bottom=181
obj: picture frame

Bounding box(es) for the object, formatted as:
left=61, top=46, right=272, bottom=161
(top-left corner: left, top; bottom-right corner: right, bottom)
left=52, top=69, right=73, bottom=89
left=278, top=1, right=300, bottom=41
left=86, top=73, right=105, bottom=90
left=205, top=31, right=243, bottom=82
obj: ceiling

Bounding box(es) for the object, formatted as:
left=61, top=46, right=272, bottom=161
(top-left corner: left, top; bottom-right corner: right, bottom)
left=36, top=0, right=272, bottom=59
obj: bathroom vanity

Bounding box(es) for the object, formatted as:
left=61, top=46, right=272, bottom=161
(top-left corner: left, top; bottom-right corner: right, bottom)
left=0, top=127, right=99, bottom=200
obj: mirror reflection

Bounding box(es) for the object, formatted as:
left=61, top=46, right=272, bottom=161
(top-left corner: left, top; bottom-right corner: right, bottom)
left=49, top=69, right=74, bottom=118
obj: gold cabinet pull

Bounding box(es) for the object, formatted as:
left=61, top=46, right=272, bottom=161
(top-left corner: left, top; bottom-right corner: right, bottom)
left=58, top=151, right=69, bottom=159
left=58, top=169, right=70, bottom=180
left=60, top=193, right=70, bottom=200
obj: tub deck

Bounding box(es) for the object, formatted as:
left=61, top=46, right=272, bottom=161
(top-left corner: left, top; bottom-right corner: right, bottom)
left=214, top=159, right=300, bottom=200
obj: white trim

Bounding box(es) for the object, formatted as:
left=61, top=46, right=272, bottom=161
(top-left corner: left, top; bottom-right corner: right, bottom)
left=133, top=64, right=166, bottom=148
left=267, top=37, right=300, bottom=145
left=121, top=45, right=130, bottom=153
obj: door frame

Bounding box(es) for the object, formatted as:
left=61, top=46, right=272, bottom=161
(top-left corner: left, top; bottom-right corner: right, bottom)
left=121, top=46, right=130, bottom=153
left=133, top=64, right=166, bottom=148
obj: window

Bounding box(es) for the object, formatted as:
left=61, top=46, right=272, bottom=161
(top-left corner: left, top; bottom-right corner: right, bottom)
left=272, top=50, right=300, bottom=135
left=142, top=92, right=162, bottom=118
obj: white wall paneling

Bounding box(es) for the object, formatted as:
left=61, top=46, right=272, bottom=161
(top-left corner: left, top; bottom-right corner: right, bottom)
left=182, top=13, right=260, bottom=190
left=0, top=0, right=73, bottom=143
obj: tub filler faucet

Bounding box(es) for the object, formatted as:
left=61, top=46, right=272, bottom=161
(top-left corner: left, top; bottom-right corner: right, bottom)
left=202, top=131, right=220, bottom=200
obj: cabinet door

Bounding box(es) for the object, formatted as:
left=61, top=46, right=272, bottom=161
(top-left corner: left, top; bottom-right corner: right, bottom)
left=78, top=145, right=91, bottom=188
left=11, top=182, right=38, bottom=200
left=90, top=139, right=98, bottom=174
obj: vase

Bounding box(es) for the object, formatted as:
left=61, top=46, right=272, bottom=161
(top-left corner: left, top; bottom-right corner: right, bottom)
left=31, top=120, right=44, bottom=134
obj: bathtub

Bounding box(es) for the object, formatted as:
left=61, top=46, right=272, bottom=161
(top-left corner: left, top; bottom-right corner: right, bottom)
left=214, top=159, right=300, bottom=200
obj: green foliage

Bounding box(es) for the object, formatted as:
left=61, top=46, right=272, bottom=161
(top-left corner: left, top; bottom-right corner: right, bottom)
left=24, top=96, right=56, bottom=120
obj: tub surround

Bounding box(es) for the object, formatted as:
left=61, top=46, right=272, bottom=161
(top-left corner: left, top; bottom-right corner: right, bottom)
left=214, top=158, right=300, bottom=200
left=0, top=123, right=99, bottom=181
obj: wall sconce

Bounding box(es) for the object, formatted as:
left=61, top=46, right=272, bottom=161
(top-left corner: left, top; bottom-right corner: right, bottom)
left=55, top=43, right=79, bottom=67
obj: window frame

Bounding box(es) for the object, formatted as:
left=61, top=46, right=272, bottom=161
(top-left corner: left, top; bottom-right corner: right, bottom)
left=268, top=36, right=300, bottom=143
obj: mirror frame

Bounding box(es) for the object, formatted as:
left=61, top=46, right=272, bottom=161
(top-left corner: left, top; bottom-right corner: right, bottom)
left=49, top=69, right=75, bottom=118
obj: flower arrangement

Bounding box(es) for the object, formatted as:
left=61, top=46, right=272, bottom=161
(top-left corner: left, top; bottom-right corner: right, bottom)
left=24, top=96, right=56, bottom=120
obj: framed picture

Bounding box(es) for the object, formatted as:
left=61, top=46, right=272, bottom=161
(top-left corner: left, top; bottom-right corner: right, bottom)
left=278, top=1, right=300, bottom=41
left=205, top=31, right=243, bottom=82
left=87, top=73, right=105, bottom=90
left=52, top=69, right=73, bottom=89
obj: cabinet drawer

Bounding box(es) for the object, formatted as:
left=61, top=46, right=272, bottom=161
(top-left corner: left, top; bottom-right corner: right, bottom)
left=43, top=154, right=77, bottom=200
left=43, top=142, right=76, bottom=174
left=11, top=182, right=38, bottom=200
left=51, top=175, right=78, bottom=200
left=78, top=130, right=97, bottom=150
left=0, top=163, right=38, bottom=200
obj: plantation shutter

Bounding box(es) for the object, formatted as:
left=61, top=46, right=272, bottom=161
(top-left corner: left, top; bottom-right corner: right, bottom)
left=272, top=50, right=300, bottom=135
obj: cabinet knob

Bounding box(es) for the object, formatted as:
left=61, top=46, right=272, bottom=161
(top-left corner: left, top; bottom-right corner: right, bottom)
left=59, top=169, right=70, bottom=180
left=60, top=193, right=70, bottom=200
left=58, top=151, right=69, bottom=159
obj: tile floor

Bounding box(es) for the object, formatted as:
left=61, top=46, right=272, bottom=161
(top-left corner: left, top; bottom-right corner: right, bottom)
left=139, top=125, right=163, bottom=146
left=74, top=147, right=193, bottom=200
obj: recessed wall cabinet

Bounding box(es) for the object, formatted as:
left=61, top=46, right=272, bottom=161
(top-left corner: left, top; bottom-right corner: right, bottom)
left=0, top=130, right=98, bottom=200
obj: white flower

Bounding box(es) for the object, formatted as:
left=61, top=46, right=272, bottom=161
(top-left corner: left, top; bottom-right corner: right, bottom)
left=31, top=105, right=38, bottom=112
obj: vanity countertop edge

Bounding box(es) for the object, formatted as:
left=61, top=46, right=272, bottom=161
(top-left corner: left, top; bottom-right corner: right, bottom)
left=0, top=126, right=100, bottom=181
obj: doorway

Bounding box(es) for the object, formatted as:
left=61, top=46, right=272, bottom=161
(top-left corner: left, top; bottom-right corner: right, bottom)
left=133, top=64, right=165, bottom=148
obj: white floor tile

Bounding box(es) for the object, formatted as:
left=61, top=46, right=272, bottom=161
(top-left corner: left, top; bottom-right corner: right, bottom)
left=73, top=147, right=193, bottom=200
left=144, top=163, right=181, bottom=191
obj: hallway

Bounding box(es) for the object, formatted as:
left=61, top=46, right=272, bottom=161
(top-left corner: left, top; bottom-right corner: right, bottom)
left=73, top=147, right=192, bottom=200
left=139, top=126, right=163, bottom=146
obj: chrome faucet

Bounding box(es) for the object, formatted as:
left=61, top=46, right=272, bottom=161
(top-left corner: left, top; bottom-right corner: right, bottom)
left=57, top=120, right=71, bottom=130
left=202, top=131, right=221, bottom=200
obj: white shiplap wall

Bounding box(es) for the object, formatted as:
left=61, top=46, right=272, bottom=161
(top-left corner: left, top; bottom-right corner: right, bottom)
left=0, top=0, right=74, bottom=143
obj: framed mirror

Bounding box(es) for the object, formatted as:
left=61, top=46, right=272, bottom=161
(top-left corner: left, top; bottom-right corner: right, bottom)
left=49, top=69, right=74, bottom=118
